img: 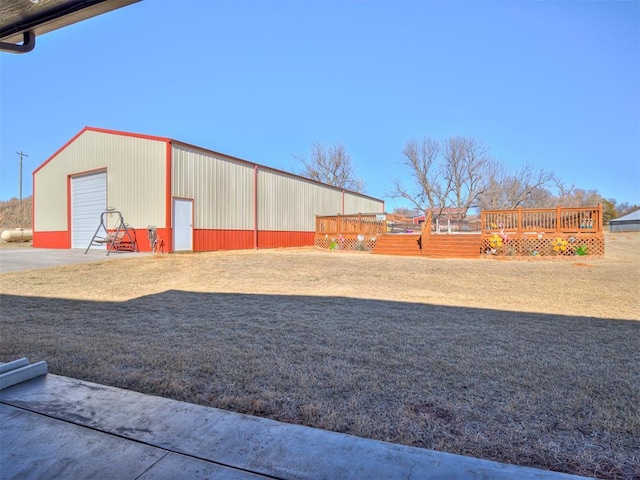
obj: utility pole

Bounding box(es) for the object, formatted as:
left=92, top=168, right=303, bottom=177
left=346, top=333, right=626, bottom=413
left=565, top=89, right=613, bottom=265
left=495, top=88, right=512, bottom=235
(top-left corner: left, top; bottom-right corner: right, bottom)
left=16, top=151, right=28, bottom=203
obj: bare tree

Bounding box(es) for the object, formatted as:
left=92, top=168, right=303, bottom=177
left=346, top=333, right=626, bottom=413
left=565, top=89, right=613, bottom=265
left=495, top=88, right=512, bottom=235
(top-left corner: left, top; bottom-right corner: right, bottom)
left=478, top=163, right=556, bottom=209
left=442, top=137, right=493, bottom=219
left=392, top=136, right=494, bottom=219
left=295, top=142, right=364, bottom=192
left=391, top=137, right=450, bottom=218
left=392, top=206, right=421, bottom=217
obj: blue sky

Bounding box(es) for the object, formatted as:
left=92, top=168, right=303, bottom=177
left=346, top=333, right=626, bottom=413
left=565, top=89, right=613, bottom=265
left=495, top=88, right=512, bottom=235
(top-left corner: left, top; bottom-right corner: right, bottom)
left=1, top=0, right=638, bottom=209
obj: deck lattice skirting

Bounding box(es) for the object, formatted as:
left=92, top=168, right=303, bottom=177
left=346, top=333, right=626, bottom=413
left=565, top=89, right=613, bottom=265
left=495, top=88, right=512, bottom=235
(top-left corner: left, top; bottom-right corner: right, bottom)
left=314, top=234, right=379, bottom=251
left=480, top=234, right=604, bottom=257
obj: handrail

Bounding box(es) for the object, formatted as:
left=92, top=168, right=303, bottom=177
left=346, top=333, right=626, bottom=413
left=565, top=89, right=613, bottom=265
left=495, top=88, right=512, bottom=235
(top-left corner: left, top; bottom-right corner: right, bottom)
left=418, top=210, right=433, bottom=253
left=316, top=213, right=387, bottom=236
left=480, top=205, right=602, bottom=235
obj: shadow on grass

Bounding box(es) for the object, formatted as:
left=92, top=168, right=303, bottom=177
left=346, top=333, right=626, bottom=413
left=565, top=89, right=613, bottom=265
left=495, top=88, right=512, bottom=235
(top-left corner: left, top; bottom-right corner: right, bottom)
left=1, top=291, right=639, bottom=480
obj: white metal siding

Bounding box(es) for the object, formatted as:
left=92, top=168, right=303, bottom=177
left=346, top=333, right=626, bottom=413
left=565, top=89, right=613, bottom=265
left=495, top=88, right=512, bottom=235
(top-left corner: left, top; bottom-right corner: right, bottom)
left=71, top=171, right=106, bottom=249
left=258, top=170, right=344, bottom=231
left=34, top=130, right=166, bottom=232
left=172, top=145, right=254, bottom=230
left=343, top=192, right=385, bottom=214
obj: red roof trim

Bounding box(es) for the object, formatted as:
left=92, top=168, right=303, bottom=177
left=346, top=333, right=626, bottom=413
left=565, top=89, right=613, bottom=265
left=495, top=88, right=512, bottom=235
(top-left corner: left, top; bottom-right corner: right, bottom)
left=34, top=127, right=383, bottom=205
left=32, top=126, right=171, bottom=176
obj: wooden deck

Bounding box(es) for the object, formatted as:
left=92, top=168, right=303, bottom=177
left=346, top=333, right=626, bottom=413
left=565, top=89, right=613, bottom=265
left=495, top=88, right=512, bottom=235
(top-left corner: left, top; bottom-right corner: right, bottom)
left=316, top=206, right=604, bottom=258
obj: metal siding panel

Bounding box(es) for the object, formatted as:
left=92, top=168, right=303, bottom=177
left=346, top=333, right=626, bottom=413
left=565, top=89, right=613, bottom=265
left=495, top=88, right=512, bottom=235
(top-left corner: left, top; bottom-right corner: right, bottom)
left=258, top=230, right=315, bottom=248
left=194, top=229, right=254, bottom=251
left=101, top=133, right=166, bottom=228
left=34, top=130, right=166, bottom=233
left=316, top=186, right=343, bottom=216
left=33, top=158, right=69, bottom=231
left=172, top=145, right=253, bottom=230
left=258, top=170, right=344, bottom=231
left=343, top=192, right=385, bottom=214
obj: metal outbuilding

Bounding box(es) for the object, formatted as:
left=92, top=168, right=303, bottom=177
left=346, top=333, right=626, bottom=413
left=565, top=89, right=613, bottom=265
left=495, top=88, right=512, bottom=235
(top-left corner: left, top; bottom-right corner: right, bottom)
left=33, top=127, right=384, bottom=252
left=609, top=209, right=640, bottom=233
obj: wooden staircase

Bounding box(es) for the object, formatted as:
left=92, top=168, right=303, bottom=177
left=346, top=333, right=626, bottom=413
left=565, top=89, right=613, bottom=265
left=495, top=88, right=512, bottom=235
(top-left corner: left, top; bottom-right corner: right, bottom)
left=372, top=233, right=482, bottom=258
left=372, top=234, right=422, bottom=256
left=421, top=234, right=482, bottom=258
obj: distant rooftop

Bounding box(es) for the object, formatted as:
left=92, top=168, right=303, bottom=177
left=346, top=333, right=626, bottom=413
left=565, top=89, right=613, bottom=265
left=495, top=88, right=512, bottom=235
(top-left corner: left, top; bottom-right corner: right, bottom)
left=610, top=209, right=640, bottom=223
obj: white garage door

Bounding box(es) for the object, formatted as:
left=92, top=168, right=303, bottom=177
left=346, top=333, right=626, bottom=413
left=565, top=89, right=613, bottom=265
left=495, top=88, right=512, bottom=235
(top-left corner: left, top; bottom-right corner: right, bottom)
left=71, top=171, right=107, bottom=249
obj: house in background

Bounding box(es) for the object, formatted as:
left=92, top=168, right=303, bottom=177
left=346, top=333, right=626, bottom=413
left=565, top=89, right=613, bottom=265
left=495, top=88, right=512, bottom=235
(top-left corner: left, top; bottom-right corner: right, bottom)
left=32, top=127, right=384, bottom=252
left=411, top=207, right=469, bottom=225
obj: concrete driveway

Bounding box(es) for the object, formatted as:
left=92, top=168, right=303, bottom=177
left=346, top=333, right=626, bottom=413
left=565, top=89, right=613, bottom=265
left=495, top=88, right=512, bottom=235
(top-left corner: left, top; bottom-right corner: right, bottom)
left=0, top=248, right=149, bottom=273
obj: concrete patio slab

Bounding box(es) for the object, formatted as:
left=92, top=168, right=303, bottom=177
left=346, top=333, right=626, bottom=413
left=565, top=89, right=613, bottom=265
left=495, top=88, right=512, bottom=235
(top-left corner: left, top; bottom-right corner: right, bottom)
left=0, top=404, right=166, bottom=479
left=0, top=248, right=149, bottom=273
left=0, top=374, right=594, bottom=480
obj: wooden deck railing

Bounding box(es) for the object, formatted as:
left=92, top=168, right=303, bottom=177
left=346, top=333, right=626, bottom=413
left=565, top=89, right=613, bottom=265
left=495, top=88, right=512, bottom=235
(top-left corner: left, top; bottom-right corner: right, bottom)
left=419, top=210, right=432, bottom=252
left=315, top=213, right=387, bottom=236
left=481, top=205, right=603, bottom=235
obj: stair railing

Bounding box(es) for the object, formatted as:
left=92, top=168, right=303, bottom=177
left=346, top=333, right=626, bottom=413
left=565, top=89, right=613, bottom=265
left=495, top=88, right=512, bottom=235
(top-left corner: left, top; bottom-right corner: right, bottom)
left=419, top=210, right=433, bottom=254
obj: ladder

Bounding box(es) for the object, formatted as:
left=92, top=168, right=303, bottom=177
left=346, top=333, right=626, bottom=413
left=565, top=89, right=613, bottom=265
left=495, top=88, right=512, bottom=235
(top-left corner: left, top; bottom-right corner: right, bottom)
left=84, top=208, right=138, bottom=255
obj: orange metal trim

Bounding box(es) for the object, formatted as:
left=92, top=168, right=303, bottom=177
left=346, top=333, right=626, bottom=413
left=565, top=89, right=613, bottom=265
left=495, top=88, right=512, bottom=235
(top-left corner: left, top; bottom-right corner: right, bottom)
left=194, top=230, right=315, bottom=251
left=66, top=175, right=71, bottom=246
left=82, top=126, right=171, bottom=144
left=194, top=229, right=254, bottom=251
left=32, top=172, right=35, bottom=234
left=33, top=126, right=171, bottom=176
left=33, top=128, right=88, bottom=176
left=33, top=231, right=70, bottom=249
left=258, top=231, right=315, bottom=249
left=254, top=165, right=258, bottom=249
left=165, top=141, right=173, bottom=253
left=69, top=167, right=108, bottom=178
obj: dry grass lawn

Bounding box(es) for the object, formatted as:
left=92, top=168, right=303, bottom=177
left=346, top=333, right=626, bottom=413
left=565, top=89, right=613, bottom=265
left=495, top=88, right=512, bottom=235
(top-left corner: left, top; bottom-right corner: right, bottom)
left=1, top=232, right=639, bottom=479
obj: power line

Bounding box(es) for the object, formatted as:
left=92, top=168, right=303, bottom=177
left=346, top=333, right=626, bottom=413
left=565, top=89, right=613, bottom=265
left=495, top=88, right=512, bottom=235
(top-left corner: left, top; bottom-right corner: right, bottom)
left=16, top=151, right=29, bottom=203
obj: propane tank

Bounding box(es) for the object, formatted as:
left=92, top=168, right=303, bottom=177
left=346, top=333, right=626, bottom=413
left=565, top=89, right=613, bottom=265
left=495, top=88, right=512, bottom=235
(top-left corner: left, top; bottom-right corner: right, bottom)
left=0, top=228, right=33, bottom=242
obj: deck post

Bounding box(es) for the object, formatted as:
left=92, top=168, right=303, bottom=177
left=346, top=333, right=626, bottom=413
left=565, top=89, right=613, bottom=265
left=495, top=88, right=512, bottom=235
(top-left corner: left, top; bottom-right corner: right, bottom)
left=517, top=207, right=522, bottom=234
left=598, top=203, right=603, bottom=231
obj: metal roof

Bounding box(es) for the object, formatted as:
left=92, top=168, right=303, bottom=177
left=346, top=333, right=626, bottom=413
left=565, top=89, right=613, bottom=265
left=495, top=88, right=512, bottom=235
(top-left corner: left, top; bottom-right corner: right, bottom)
left=0, top=0, right=141, bottom=53
left=610, top=209, right=640, bottom=223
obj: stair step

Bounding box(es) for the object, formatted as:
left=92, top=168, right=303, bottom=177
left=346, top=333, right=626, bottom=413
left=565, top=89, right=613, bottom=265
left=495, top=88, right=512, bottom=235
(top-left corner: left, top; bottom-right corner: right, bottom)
left=0, top=358, right=48, bottom=390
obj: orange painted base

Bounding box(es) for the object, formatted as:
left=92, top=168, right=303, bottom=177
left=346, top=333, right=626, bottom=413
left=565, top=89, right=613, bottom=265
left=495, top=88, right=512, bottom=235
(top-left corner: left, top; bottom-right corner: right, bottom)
left=194, top=230, right=253, bottom=251
left=130, top=228, right=171, bottom=253
left=194, top=229, right=314, bottom=251
left=33, top=229, right=314, bottom=252
left=33, top=231, right=70, bottom=249
left=32, top=228, right=172, bottom=253
left=257, top=230, right=314, bottom=249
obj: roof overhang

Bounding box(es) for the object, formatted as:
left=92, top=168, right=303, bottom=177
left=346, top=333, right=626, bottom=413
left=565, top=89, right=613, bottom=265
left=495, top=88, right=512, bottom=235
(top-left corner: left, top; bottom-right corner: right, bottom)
left=0, top=0, right=141, bottom=53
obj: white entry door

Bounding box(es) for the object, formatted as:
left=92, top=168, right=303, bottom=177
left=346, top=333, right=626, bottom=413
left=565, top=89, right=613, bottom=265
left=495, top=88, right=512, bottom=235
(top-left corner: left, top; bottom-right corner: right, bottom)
left=173, top=198, right=193, bottom=251
left=71, top=171, right=107, bottom=249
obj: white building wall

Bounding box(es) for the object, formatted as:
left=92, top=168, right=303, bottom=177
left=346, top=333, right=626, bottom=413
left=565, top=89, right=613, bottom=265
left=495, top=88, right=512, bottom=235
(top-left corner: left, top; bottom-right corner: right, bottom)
left=172, top=144, right=254, bottom=230
left=34, top=130, right=166, bottom=231
left=258, top=169, right=348, bottom=231
left=343, top=191, right=385, bottom=214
